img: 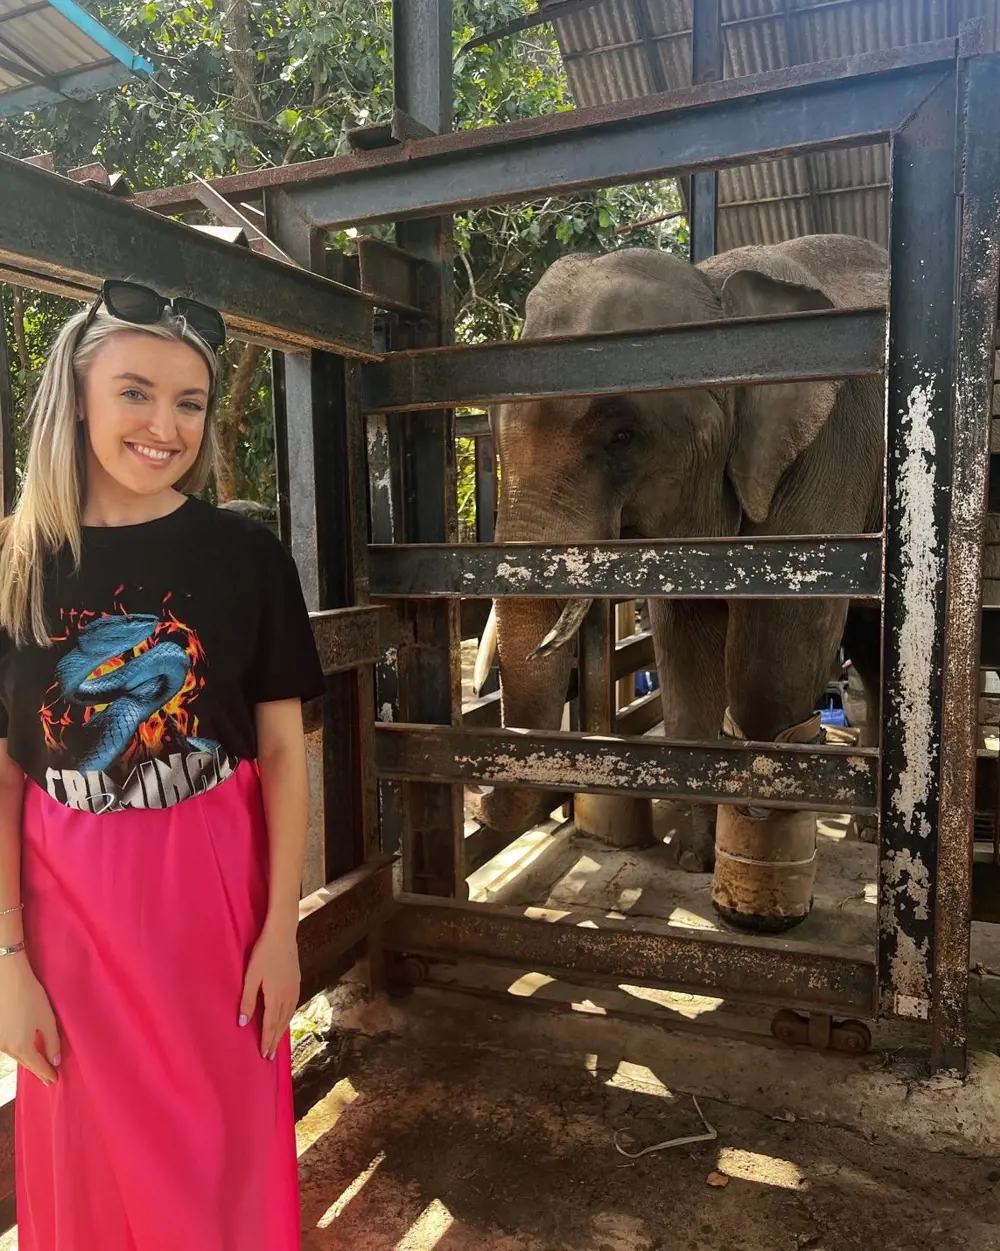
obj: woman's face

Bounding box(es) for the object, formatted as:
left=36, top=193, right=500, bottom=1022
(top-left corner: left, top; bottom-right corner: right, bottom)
left=80, top=331, right=211, bottom=502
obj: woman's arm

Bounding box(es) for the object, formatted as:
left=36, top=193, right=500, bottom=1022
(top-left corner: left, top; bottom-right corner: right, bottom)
left=0, top=740, right=61, bottom=1084
left=239, top=698, right=309, bottom=1060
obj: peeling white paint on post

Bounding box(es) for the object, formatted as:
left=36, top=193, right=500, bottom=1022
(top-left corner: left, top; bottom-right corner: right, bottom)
left=367, top=416, right=394, bottom=534
left=878, top=376, right=942, bottom=1018
left=890, top=380, right=941, bottom=837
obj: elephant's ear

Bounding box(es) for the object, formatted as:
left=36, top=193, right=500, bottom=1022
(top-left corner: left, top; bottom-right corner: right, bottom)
left=720, top=269, right=838, bottom=524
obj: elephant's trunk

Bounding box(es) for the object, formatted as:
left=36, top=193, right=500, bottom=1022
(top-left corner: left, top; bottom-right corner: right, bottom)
left=477, top=486, right=601, bottom=835
left=477, top=595, right=575, bottom=833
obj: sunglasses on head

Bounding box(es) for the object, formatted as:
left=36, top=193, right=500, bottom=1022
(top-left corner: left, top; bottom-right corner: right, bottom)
left=79, top=279, right=227, bottom=351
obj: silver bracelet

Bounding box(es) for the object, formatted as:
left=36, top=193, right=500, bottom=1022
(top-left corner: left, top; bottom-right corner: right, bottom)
left=0, top=940, right=25, bottom=957
left=0, top=903, right=23, bottom=917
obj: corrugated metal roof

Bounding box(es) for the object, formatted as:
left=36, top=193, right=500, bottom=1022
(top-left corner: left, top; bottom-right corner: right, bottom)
left=0, top=0, right=152, bottom=117
left=545, top=0, right=1000, bottom=250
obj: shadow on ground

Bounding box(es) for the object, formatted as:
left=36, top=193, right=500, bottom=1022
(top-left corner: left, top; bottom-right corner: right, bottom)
left=295, top=1033, right=1000, bottom=1251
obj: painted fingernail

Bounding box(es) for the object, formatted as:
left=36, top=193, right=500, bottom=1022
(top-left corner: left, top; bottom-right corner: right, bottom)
left=269, top=1049, right=277, bottom=1062
left=238, top=1014, right=249, bottom=1028
left=52, top=1053, right=61, bottom=1067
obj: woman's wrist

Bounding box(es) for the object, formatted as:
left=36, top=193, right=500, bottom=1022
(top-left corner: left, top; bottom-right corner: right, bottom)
left=262, top=901, right=299, bottom=940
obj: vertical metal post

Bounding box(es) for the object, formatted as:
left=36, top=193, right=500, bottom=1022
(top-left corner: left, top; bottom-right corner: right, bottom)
left=877, top=74, right=958, bottom=1028
left=391, top=0, right=465, bottom=899
left=474, top=434, right=496, bottom=544
left=932, top=43, right=1000, bottom=1073
left=690, top=0, right=721, bottom=262
left=265, top=188, right=371, bottom=880
left=0, top=290, right=15, bottom=514
left=578, top=602, right=615, bottom=733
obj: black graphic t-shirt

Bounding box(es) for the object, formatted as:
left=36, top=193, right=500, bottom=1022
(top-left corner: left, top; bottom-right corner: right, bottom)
left=0, top=498, right=325, bottom=815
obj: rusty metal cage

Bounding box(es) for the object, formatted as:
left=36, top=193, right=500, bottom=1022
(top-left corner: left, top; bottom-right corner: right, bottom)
left=2, top=0, right=1000, bottom=1229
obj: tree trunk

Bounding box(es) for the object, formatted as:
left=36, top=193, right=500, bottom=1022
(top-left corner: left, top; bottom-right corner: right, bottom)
left=10, top=287, right=33, bottom=412
left=216, top=342, right=263, bottom=502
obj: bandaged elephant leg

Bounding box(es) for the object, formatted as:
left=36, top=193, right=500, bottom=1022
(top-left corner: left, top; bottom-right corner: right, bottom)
left=573, top=793, right=656, bottom=848
left=711, top=806, right=817, bottom=931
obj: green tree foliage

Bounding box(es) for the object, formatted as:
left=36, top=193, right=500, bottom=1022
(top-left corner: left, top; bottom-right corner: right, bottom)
left=1, top=0, right=687, bottom=524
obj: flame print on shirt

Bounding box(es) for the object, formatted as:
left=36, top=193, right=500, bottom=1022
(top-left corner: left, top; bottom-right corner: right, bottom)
left=40, top=588, right=220, bottom=775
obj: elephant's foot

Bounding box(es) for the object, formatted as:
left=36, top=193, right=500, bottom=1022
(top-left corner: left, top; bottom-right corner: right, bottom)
left=573, top=793, right=656, bottom=849
left=664, top=803, right=717, bottom=873
left=711, top=806, right=817, bottom=933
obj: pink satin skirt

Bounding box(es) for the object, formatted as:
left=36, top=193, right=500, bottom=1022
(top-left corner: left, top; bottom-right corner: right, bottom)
left=15, top=762, right=300, bottom=1251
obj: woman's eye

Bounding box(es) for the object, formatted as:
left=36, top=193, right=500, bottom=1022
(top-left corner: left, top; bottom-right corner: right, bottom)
left=121, top=388, right=146, bottom=401
left=179, top=401, right=205, bottom=413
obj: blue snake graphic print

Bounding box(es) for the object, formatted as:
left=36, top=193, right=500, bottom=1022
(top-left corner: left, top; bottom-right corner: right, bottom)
left=54, top=614, right=220, bottom=774
left=40, top=601, right=235, bottom=814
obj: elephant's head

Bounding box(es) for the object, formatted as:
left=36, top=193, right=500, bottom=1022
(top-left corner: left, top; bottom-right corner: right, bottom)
left=476, top=236, right=887, bottom=835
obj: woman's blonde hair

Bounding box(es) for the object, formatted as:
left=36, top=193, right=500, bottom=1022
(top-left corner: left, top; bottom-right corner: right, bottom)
left=0, top=305, right=221, bottom=647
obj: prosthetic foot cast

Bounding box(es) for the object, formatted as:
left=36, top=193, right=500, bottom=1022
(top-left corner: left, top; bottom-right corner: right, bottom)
left=711, top=710, right=820, bottom=933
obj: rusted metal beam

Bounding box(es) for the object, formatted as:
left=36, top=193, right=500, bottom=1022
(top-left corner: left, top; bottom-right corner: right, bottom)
left=132, top=43, right=954, bottom=223
left=375, top=724, right=879, bottom=814
left=0, top=153, right=376, bottom=357
left=614, top=629, right=655, bottom=679
left=310, top=606, right=385, bottom=675
left=296, top=855, right=397, bottom=1003
left=368, top=537, right=883, bottom=600
left=357, top=237, right=434, bottom=316
left=383, top=896, right=877, bottom=1015
left=877, top=74, right=958, bottom=1026
left=615, top=691, right=664, bottom=737
left=932, top=47, right=1000, bottom=1073
left=360, top=309, right=885, bottom=412
left=689, top=0, right=722, bottom=262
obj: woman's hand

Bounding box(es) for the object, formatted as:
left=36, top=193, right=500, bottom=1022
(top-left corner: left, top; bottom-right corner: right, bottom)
left=0, top=956, right=62, bottom=1085
left=239, top=919, right=300, bottom=1061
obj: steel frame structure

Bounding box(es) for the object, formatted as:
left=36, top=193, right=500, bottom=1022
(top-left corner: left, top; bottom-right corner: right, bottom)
left=1, top=2, right=1000, bottom=1229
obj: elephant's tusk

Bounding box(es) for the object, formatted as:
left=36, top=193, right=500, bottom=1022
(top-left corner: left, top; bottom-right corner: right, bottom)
left=527, top=598, right=593, bottom=661
left=472, top=602, right=498, bottom=697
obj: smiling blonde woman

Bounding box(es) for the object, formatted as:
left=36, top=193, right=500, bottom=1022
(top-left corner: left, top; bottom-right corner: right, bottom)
left=0, top=281, right=322, bottom=1250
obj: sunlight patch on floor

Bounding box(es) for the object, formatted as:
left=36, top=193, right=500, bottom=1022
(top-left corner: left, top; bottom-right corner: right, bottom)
left=619, top=983, right=725, bottom=1019
left=394, top=1199, right=455, bottom=1249
left=717, top=1147, right=806, bottom=1189
left=296, top=1076, right=359, bottom=1157
left=316, top=1151, right=385, bottom=1228
left=604, top=1060, right=673, bottom=1098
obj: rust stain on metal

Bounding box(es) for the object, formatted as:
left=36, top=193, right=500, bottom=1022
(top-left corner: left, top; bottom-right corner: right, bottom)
left=132, top=40, right=956, bottom=216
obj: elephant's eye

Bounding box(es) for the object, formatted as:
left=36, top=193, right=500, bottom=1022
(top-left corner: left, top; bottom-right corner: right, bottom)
left=610, top=428, right=633, bottom=447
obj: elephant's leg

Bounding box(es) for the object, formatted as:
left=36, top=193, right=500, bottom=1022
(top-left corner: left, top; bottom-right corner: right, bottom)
left=649, top=599, right=729, bottom=872
left=713, top=598, right=849, bottom=931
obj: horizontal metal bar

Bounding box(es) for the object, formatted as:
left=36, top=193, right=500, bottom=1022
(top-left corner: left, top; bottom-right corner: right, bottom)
left=615, top=691, right=663, bottom=736
left=357, top=237, right=433, bottom=316
left=290, top=59, right=947, bottom=227
left=384, top=895, right=877, bottom=1015
left=614, top=630, right=655, bottom=679
left=361, top=309, right=885, bottom=412
left=310, top=606, right=385, bottom=675
left=133, top=43, right=951, bottom=225
left=368, top=537, right=883, bottom=600
left=375, top=724, right=879, bottom=813
left=296, top=855, right=397, bottom=1003
left=0, top=154, right=376, bottom=357
left=462, top=690, right=502, bottom=727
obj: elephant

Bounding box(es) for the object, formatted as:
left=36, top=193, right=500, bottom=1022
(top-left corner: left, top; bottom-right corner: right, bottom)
left=473, top=233, right=887, bottom=933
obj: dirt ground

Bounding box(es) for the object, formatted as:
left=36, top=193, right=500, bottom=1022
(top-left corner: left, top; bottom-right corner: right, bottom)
left=290, top=1029, right=1000, bottom=1251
